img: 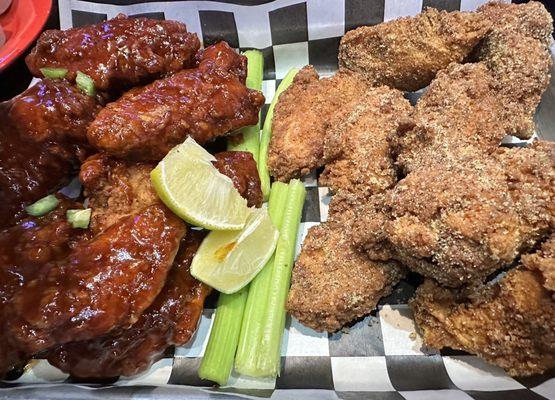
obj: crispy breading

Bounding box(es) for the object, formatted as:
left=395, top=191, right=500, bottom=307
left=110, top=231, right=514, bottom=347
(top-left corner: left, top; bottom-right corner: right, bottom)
left=79, top=154, right=158, bottom=235
left=391, top=62, right=506, bottom=175
left=474, top=1, right=553, bottom=139
left=353, top=142, right=555, bottom=288
left=522, top=236, right=555, bottom=293
left=319, top=86, right=412, bottom=196
left=338, top=8, right=490, bottom=92
left=268, top=66, right=372, bottom=181
left=410, top=252, right=555, bottom=376
left=286, top=193, right=405, bottom=332
left=477, top=1, right=553, bottom=45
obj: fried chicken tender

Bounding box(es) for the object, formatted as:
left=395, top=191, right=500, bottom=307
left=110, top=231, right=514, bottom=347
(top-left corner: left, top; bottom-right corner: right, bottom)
left=268, top=66, right=372, bottom=181
left=47, top=231, right=210, bottom=378
left=286, top=193, right=405, bottom=332
left=474, top=1, right=553, bottom=139
left=26, top=14, right=200, bottom=92
left=354, top=142, right=554, bottom=288
left=320, top=86, right=412, bottom=196
left=5, top=205, right=185, bottom=355
left=338, top=8, right=490, bottom=92
left=87, top=42, right=265, bottom=161
left=410, top=238, right=555, bottom=376
left=391, top=62, right=506, bottom=175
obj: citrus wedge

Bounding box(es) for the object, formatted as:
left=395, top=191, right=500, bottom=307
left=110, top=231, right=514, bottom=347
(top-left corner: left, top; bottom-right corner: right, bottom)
left=191, top=208, right=279, bottom=294
left=151, top=138, right=249, bottom=230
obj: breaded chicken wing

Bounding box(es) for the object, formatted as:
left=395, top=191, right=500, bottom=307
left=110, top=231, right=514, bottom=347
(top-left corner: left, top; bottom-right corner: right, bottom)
left=287, top=193, right=405, bottom=332
left=391, top=63, right=506, bottom=175
left=87, top=42, right=265, bottom=161
left=410, top=238, right=555, bottom=376
left=26, top=14, right=200, bottom=92
left=320, top=85, right=411, bottom=196
left=354, top=142, right=554, bottom=288
left=522, top=235, right=555, bottom=293
left=338, top=8, right=490, bottom=92
left=474, top=1, right=553, bottom=139
left=0, top=79, right=100, bottom=228
left=5, top=205, right=185, bottom=355
left=268, top=66, right=372, bottom=181
left=47, top=231, right=210, bottom=378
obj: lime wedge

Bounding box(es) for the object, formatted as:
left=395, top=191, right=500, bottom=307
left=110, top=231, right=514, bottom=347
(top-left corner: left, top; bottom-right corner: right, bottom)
left=151, top=138, right=249, bottom=230
left=191, top=208, right=279, bottom=294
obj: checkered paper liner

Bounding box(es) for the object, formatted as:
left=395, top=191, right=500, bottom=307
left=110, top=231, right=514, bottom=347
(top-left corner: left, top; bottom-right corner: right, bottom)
left=2, top=0, right=554, bottom=399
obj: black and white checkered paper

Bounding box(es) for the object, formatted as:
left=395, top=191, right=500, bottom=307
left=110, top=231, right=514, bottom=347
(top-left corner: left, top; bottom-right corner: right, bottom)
left=1, top=0, right=554, bottom=399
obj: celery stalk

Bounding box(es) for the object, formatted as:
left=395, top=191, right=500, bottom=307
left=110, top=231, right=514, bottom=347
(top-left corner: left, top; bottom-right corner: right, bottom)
left=198, top=287, right=248, bottom=385
left=234, top=182, right=289, bottom=374
left=198, top=182, right=289, bottom=385
left=235, top=180, right=306, bottom=377
left=258, top=68, right=299, bottom=201
left=255, top=179, right=306, bottom=376
left=227, top=50, right=264, bottom=163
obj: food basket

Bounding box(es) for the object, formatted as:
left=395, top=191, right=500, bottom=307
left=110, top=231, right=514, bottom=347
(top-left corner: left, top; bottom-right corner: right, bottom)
left=1, top=0, right=554, bottom=399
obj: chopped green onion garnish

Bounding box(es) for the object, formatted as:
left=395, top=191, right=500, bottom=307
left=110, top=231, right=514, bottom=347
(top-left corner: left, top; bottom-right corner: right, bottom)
left=40, top=67, right=68, bottom=79
left=25, top=195, right=59, bottom=217
left=258, top=68, right=299, bottom=201
left=66, top=208, right=91, bottom=229
left=76, top=71, right=96, bottom=96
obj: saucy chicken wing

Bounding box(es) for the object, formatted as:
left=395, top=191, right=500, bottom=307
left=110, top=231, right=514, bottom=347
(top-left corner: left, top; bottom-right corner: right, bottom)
left=0, top=79, right=101, bottom=228
left=48, top=231, right=210, bottom=378
left=338, top=8, right=490, bottom=92
left=5, top=205, right=185, bottom=355
left=268, top=66, right=372, bottom=181
left=0, top=197, right=83, bottom=376
left=411, top=236, right=555, bottom=376
left=287, top=193, right=405, bottom=332
left=26, top=14, right=200, bottom=92
left=87, top=42, right=265, bottom=161
left=80, top=150, right=262, bottom=236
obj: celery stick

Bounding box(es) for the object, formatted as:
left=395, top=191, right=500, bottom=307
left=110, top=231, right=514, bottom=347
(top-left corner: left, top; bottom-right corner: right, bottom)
left=198, top=182, right=289, bottom=385
left=235, top=182, right=289, bottom=374
left=198, top=287, right=248, bottom=385
left=258, top=68, right=299, bottom=201
left=227, top=50, right=264, bottom=163
left=255, top=179, right=306, bottom=376
left=25, top=195, right=59, bottom=217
